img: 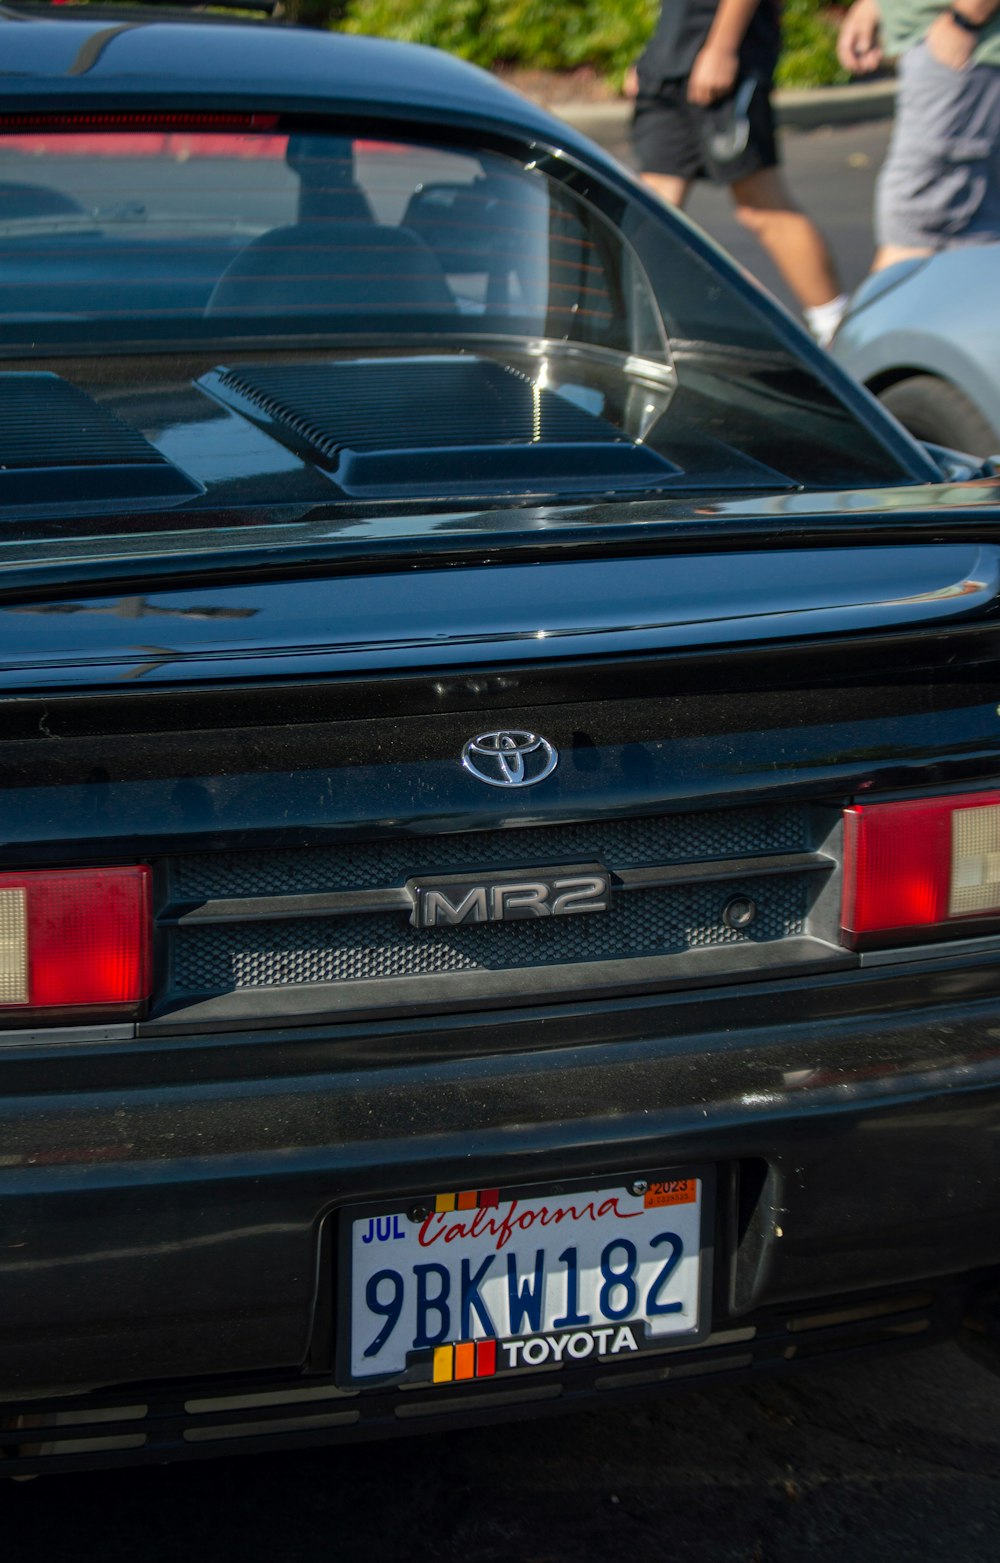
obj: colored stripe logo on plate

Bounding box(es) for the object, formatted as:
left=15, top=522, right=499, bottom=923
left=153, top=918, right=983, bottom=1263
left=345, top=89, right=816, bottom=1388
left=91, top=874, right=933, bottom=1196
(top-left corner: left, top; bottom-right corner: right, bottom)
left=434, top=1187, right=500, bottom=1214
left=433, top=1339, right=498, bottom=1384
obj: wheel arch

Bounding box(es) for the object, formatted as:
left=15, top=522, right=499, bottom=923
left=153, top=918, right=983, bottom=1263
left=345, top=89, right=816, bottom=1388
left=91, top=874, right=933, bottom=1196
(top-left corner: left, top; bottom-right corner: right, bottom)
left=865, top=364, right=939, bottom=398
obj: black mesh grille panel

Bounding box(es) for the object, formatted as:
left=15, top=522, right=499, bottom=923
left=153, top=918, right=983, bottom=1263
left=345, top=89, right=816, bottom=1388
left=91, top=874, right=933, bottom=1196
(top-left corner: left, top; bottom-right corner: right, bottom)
left=157, top=802, right=838, bottom=1022
left=172, top=806, right=809, bottom=902
left=171, top=877, right=806, bottom=995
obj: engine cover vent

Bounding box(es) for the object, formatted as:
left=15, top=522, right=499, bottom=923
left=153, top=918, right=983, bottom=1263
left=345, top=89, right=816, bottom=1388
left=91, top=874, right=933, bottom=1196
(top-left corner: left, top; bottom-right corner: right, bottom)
left=200, top=357, right=678, bottom=498
left=0, top=373, right=200, bottom=510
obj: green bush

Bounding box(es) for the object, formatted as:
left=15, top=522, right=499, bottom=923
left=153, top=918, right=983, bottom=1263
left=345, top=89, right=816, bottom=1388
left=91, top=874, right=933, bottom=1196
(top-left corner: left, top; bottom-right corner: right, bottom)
left=338, top=0, right=846, bottom=89
left=340, top=0, right=658, bottom=79
left=774, top=0, right=848, bottom=87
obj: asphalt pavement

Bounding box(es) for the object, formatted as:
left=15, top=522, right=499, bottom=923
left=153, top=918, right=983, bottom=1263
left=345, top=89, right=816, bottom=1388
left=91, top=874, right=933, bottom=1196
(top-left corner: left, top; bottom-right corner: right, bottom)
left=5, top=1340, right=1000, bottom=1561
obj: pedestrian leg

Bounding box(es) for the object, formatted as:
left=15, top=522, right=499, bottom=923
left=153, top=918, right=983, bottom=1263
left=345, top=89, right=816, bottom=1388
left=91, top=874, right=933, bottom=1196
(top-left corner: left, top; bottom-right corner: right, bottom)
left=728, top=165, right=849, bottom=339
left=638, top=172, right=694, bottom=209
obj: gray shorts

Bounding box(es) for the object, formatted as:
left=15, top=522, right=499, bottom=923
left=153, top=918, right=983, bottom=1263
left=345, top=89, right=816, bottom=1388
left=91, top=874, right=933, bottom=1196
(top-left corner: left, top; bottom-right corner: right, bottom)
left=877, top=41, right=1000, bottom=249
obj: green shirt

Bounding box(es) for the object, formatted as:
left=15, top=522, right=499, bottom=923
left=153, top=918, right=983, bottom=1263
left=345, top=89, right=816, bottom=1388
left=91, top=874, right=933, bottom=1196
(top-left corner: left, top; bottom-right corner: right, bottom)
left=879, top=0, right=1000, bottom=65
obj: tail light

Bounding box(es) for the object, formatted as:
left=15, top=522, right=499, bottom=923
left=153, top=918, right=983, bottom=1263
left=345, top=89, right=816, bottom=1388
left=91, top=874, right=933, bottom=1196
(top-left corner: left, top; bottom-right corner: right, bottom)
left=0, top=866, right=150, bottom=1014
left=842, top=790, right=1000, bottom=947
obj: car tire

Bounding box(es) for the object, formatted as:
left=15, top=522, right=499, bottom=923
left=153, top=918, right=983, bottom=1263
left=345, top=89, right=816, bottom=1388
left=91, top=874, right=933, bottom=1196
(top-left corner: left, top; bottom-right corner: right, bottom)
left=877, top=375, right=1000, bottom=459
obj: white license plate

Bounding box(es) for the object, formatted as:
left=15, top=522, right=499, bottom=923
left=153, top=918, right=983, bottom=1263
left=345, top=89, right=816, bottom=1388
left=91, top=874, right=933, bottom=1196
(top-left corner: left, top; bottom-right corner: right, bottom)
left=340, top=1171, right=709, bottom=1387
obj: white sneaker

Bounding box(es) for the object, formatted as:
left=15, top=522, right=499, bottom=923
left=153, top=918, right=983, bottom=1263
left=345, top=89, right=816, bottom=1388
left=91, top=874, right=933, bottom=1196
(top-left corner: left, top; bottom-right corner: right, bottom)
left=804, top=292, right=850, bottom=348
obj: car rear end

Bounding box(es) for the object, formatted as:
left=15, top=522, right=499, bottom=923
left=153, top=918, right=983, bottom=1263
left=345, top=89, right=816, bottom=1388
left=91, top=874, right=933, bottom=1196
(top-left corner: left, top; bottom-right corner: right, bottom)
left=2, top=17, right=1000, bottom=1475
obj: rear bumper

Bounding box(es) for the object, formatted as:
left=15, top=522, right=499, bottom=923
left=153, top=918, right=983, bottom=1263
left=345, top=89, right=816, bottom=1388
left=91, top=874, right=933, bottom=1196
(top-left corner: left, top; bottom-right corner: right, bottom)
left=2, top=953, right=1000, bottom=1442
left=0, top=1283, right=970, bottom=1476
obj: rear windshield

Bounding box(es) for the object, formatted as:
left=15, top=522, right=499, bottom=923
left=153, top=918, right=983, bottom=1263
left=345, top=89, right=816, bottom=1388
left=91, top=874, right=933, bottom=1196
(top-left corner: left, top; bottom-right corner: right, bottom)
left=0, top=119, right=925, bottom=559
left=0, top=124, right=667, bottom=361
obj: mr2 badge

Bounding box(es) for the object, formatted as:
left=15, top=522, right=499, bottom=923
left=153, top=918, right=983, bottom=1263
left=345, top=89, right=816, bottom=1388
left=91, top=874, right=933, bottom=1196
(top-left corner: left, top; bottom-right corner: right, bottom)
left=407, top=863, right=611, bottom=927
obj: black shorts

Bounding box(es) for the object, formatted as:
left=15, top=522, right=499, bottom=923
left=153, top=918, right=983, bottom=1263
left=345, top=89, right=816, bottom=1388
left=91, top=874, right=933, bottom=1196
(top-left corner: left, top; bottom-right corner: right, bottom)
left=632, top=73, right=778, bottom=186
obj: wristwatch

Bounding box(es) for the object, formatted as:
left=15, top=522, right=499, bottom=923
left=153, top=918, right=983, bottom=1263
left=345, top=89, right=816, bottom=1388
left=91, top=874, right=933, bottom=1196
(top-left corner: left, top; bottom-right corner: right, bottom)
left=948, top=6, right=985, bottom=32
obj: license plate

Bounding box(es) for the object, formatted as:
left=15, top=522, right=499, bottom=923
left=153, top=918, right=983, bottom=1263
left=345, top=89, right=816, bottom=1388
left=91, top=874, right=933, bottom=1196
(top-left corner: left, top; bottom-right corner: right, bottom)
left=338, top=1170, right=711, bottom=1388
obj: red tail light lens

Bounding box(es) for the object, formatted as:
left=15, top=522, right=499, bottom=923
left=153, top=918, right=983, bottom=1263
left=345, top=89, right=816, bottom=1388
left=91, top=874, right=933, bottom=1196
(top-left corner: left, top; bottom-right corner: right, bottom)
left=842, top=790, right=1000, bottom=946
left=0, top=866, right=151, bottom=1011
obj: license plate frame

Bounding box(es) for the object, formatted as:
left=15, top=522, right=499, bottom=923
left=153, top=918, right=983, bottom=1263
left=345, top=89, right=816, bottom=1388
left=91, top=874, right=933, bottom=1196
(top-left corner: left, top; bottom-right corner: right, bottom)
left=335, top=1166, right=714, bottom=1391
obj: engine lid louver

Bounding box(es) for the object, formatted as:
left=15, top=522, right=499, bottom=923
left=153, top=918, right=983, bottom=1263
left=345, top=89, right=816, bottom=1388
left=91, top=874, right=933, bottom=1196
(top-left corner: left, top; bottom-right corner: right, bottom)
left=0, top=373, right=201, bottom=511
left=200, top=357, right=678, bottom=498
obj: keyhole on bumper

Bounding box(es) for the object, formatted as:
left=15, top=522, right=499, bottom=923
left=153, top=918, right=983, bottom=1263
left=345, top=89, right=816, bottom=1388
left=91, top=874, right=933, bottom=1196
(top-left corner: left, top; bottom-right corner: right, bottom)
left=723, top=895, right=757, bottom=930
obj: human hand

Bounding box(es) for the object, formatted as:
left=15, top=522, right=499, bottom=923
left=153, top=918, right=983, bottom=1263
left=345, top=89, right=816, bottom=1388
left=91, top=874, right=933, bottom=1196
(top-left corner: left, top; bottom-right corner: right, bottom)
left=686, top=41, right=739, bottom=105
left=837, top=0, right=884, bottom=74
left=623, top=64, right=639, bottom=99
left=926, top=9, right=976, bottom=68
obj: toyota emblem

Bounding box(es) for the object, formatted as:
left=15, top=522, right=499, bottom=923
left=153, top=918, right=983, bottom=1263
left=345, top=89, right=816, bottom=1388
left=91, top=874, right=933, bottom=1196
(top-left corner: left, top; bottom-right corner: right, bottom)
left=461, top=730, right=558, bottom=789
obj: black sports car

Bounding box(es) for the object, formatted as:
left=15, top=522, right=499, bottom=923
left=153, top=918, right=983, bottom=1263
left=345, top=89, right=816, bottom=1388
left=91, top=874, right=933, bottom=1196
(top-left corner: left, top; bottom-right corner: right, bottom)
left=1, top=1, right=1000, bottom=1475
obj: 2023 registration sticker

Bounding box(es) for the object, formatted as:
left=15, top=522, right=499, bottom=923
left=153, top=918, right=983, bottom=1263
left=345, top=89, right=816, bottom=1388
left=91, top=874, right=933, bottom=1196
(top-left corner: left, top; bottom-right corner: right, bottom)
left=344, top=1175, right=706, bottom=1385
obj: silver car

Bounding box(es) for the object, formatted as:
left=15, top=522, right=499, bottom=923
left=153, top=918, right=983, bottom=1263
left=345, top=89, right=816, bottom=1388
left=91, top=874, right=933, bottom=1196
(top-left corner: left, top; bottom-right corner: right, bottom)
left=833, top=244, right=1000, bottom=457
